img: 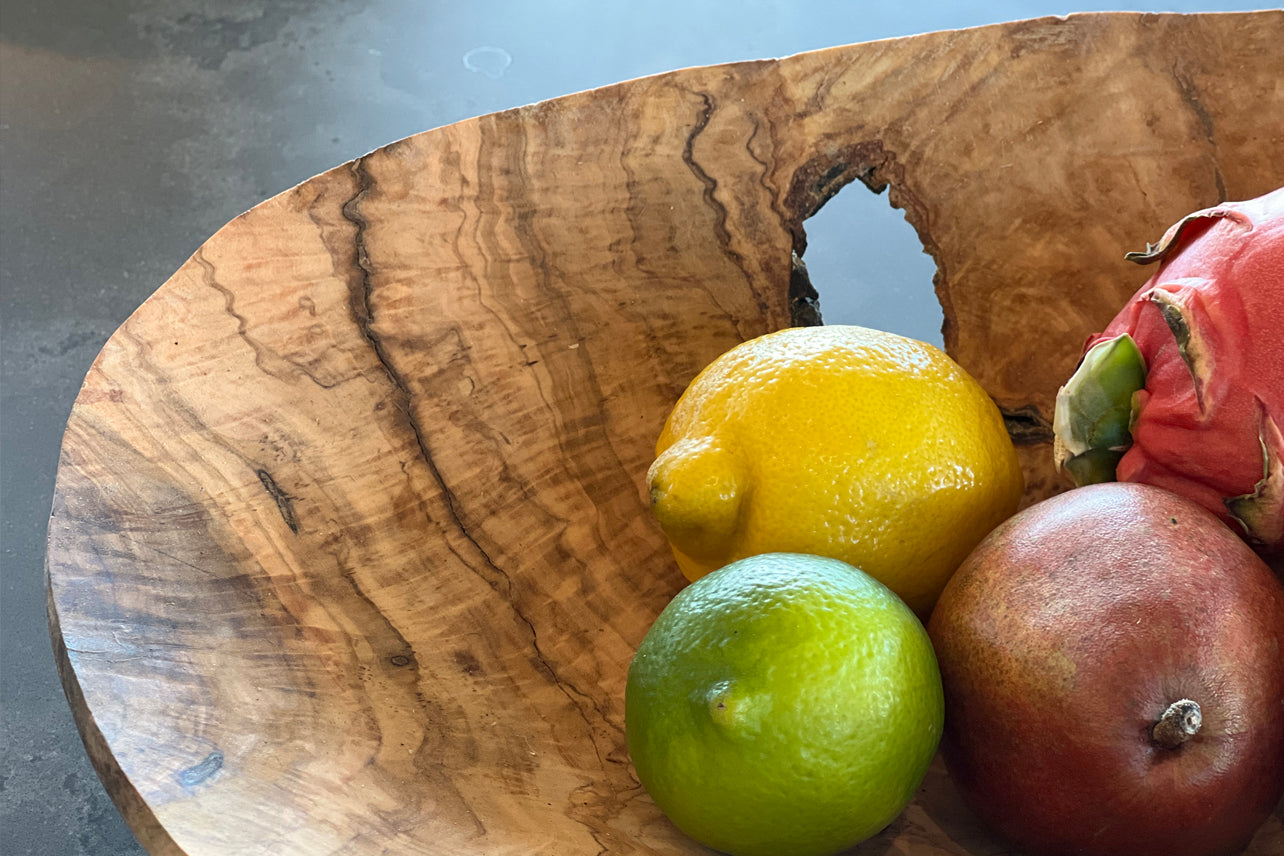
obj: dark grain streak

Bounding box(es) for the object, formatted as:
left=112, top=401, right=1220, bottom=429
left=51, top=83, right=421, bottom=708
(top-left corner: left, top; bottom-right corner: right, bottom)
left=193, top=247, right=258, bottom=358
left=676, top=88, right=771, bottom=336
left=341, top=159, right=517, bottom=594
left=743, top=107, right=793, bottom=249
left=336, top=158, right=570, bottom=727
left=681, top=92, right=733, bottom=248
left=194, top=246, right=350, bottom=390
left=256, top=468, right=299, bottom=534
left=334, top=162, right=443, bottom=575
left=1171, top=61, right=1227, bottom=202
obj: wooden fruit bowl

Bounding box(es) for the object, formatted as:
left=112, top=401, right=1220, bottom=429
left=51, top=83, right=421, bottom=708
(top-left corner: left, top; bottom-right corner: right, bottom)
left=47, top=12, right=1284, bottom=855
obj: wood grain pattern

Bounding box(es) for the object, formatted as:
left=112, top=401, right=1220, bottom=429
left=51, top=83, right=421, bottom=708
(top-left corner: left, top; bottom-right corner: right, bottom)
left=47, top=12, right=1284, bottom=855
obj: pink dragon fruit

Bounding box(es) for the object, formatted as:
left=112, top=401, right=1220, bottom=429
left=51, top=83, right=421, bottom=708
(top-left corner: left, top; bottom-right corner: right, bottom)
left=1054, top=186, right=1283, bottom=558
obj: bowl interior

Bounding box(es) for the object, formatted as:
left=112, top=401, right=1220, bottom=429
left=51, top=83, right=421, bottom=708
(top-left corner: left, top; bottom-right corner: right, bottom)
left=47, top=11, right=1284, bottom=855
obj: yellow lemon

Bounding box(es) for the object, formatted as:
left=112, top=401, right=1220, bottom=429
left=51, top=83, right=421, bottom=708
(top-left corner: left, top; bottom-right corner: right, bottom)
left=626, top=552, right=944, bottom=856
left=648, top=324, right=1023, bottom=616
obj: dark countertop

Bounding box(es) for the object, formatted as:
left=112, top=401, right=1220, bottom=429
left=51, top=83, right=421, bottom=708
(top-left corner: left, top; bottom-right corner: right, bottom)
left=0, top=2, right=1251, bottom=853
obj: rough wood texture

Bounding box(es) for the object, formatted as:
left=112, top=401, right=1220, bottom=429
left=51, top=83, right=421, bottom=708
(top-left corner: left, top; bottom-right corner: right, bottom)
left=47, top=12, right=1284, bottom=855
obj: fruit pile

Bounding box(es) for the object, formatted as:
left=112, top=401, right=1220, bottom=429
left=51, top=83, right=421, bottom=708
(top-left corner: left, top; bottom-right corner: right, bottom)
left=626, top=188, right=1284, bottom=856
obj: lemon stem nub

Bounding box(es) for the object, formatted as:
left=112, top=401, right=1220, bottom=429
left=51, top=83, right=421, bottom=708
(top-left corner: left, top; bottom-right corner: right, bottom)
left=1053, top=334, right=1147, bottom=486
left=1151, top=699, right=1201, bottom=749
left=647, top=439, right=746, bottom=561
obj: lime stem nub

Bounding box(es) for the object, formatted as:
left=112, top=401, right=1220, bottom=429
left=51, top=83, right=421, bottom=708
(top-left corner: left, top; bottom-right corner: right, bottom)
left=1151, top=699, right=1201, bottom=749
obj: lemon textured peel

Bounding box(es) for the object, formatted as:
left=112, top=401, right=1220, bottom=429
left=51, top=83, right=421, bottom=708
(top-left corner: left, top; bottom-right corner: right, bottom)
left=648, top=324, right=1024, bottom=616
left=626, top=552, right=945, bottom=856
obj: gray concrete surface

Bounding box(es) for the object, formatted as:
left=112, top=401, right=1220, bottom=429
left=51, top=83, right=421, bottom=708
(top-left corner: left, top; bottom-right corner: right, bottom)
left=1, top=1, right=1249, bottom=853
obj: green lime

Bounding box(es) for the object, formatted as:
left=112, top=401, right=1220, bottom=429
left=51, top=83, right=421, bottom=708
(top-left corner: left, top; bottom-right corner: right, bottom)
left=626, top=552, right=943, bottom=856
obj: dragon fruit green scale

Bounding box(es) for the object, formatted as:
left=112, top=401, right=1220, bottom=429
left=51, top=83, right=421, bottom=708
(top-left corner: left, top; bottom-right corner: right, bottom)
left=1054, top=186, right=1283, bottom=558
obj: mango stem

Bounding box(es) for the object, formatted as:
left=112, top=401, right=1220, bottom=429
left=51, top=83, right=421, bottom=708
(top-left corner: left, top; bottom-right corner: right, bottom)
left=1151, top=699, right=1201, bottom=749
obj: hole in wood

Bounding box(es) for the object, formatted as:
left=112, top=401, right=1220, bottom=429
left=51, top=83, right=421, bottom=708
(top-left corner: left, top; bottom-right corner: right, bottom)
left=798, top=182, right=944, bottom=349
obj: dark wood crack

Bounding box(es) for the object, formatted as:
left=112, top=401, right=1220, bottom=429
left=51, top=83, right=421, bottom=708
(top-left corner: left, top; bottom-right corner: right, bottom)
left=255, top=469, right=298, bottom=534
left=337, top=158, right=593, bottom=741
left=1000, top=402, right=1055, bottom=445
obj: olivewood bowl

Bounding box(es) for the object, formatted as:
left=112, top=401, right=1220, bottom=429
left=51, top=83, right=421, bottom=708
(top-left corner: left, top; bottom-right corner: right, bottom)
left=47, top=12, right=1284, bottom=856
